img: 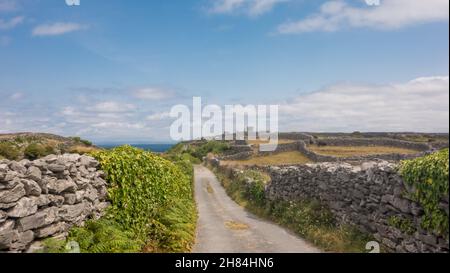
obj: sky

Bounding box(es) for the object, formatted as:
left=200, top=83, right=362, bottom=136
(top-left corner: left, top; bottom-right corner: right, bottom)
left=0, top=0, right=449, bottom=143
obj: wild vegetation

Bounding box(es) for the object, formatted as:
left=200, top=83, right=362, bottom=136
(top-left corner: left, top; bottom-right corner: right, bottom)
left=43, top=145, right=197, bottom=253
left=223, top=151, right=311, bottom=166
left=400, top=148, right=449, bottom=237
left=167, top=140, right=229, bottom=161
left=0, top=133, right=97, bottom=160
left=211, top=167, right=372, bottom=253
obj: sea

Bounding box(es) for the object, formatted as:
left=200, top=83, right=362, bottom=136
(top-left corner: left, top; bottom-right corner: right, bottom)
left=97, top=144, right=175, bottom=153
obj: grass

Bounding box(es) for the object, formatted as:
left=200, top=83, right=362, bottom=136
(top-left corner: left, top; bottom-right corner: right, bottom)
left=225, top=221, right=250, bottom=230
left=68, top=145, right=100, bottom=154
left=223, top=151, right=312, bottom=166
left=212, top=166, right=373, bottom=253
left=308, top=145, right=419, bottom=157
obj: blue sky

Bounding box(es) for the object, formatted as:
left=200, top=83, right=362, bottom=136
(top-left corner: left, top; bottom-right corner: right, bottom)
left=0, top=0, right=449, bottom=142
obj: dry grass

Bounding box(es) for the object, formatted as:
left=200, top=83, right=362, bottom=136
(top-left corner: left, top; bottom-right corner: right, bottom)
left=223, top=151, right=311, bottom=166
left=206, top=183, right=214, bottom=194
left=68, top=145, right=100, bottom=154
left=225, top=221, right=249, bottom=230
left=308, top=145, right=419, bottom=158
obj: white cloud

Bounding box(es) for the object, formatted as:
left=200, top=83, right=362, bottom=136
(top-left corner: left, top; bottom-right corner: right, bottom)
left=278, top=76, right=449, bottom=132
left=88, top=101, right=135, bottom=113
left=277, top=0, right=449, bottom=34
left=32, top=22, right=86, bottom=36
left=0, top=16, right=23, bottom=30
left=91, top=122, right=145, bottom=130
left=132, top=87, right=174, bottom=100
left=209, top=0, right=287, bottom=17
left=147, top=111, right=171, bottom=121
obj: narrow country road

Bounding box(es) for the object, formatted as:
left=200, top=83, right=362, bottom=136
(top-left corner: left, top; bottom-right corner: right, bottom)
left=193, top=165, right=320, bottom=253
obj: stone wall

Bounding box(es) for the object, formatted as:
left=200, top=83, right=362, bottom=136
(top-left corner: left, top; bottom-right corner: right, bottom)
left=0, top=154, right=109, bottom=253
left=297, top=141, right=426, bottom=163
left=259, top=142, right=300, bottom=156
left=267, top=162, right=449, bottom=253
left=315, top=138, right=432, bottom=151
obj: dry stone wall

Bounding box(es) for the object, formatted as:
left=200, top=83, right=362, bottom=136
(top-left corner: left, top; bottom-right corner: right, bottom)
left=0, top=154, right=109, bottom=253
left=267, top=162, right=449, bottom=253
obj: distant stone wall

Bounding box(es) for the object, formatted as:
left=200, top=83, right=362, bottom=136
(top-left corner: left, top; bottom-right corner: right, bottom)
left=218, top=137, right=437, bottom=164
left=297, top=141, right=426, bottom=163
left=267, top=162, right=449, bottom=253
left=315, top=138, right=431, bottom=151
left=258, top=142, right=301, bottom=156
left=0, top=154, right=109, bottom=253
left=278, top=133, right=315, bottom=142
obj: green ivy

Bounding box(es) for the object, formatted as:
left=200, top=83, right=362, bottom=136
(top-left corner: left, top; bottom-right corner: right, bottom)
left=91, top=146, right=192, bottom=240
left=400, top=149, right=449, bottom=236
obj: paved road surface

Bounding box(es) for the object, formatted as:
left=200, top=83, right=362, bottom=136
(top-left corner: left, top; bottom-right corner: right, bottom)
left=193, top=165, right=320, bottom=253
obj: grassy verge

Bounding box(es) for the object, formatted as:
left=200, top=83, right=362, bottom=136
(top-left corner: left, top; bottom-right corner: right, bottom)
left=222, top=151, right=311, bottom=166
left=42, top=146, right=197, bottom=253
left=211, top=166, right=372, bottom=253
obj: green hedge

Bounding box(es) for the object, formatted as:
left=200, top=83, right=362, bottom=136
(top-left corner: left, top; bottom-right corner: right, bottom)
left=92, top=146, right=193, bottom=239
left=44, top=145, right=196, bottom=253
left=400, top=149, right=449, bottom=236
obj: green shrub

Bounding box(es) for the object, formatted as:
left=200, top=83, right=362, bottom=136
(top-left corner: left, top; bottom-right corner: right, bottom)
left=24, top=143, right=53, bottom=160
left=191, top=141, right=229, bottom=159
left=70, top=136, right=93, bottom=146
left=400, top=149, right=449, bottom=236
left=91, top=145, right=194, bottom=243
left=0, top=142, right=20, bottom=160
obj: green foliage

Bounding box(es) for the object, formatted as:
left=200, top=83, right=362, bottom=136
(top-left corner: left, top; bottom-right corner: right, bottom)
left=0, top=142, right=20, bottom=160
left=388, top=215, right=415, bottom=235
left=42, top=145, right=197, bottom=253
left=147, top=199, right=197, bottom=252
left=91, top=145, right=192, bottom=239
left=234, top=170, right=268, bottom=206
left=70, top=136, right=93, bottom=146
left=42, top=219, right=143, bottom=253
left=24, top=143, right=54, bottom=160
left=68, top=219, right=143, bottom=253
left=190, top=141, right=229, bottom=159
left=41, top=238, right=67, bottom=253
left=400, top=149, right=449, bottom=236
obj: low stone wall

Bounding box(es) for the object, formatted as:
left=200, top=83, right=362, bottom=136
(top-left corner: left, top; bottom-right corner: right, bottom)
left=258, top=142, right=301, bottom=156
left=0, top=154, right=109, bottom=253
left=297, top=141, right=425, bottom=163
left=267, top=162, right=449, bottom=253
left=315, top=138, right=431, bottom=151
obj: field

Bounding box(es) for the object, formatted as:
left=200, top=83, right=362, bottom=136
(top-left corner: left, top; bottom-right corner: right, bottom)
left=307, top=145, right=420, bottom=158
left=223, top=151, right=312, bottom=166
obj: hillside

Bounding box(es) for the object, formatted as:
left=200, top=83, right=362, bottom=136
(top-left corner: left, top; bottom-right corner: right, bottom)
left=0, top=132, right=99, bottom=160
